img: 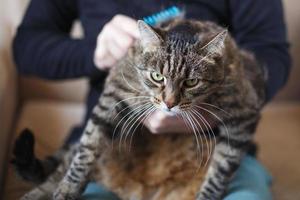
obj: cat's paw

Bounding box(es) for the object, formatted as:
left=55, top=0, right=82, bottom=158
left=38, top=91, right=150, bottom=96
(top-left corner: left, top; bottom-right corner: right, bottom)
left=53, top=181, right=79, bottom=200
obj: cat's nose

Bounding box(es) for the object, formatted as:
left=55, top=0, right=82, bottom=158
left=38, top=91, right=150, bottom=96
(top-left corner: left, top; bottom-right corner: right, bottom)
left=163, top=86, right=179, bottom=109
left=165, top=100, right=176, bottom=109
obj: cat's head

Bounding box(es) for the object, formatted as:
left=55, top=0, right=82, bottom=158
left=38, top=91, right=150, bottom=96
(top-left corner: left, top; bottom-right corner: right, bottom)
left=135, top=20, right=230, bottom=114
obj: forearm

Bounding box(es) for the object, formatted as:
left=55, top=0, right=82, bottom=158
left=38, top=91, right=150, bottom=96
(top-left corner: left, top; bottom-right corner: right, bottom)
left=13, top=0, right=104, bottom=80
left=13, top=30, right=99, bottom=79
left=251, top=45, right=291, bottom=101
left=229, top=0, right=291, bottom=101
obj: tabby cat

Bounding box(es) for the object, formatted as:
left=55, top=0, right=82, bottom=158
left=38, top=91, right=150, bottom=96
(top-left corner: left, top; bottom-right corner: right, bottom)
left=12, top=19, right=266, bottom=200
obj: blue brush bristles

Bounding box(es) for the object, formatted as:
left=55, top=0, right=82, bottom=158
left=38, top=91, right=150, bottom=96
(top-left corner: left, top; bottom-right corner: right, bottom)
left=142, top=6, right=183, bottom=26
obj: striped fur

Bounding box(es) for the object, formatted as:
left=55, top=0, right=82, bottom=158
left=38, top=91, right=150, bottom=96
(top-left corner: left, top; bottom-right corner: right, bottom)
left=14, top=19, right=265, bottom=200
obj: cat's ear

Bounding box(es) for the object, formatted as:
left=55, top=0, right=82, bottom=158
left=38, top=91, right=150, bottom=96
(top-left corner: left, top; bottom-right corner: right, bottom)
left=137, top=20, right=163, bottom=52
left=199, top=29, right=228, bottom=56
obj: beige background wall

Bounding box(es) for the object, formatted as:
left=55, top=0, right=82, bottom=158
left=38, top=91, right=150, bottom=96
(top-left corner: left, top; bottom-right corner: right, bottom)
left=275, top=0, right=300, bottom=101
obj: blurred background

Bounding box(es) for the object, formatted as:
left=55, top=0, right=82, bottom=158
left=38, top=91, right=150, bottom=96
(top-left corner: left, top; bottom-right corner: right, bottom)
left=0, top=0, right=299, bottom=200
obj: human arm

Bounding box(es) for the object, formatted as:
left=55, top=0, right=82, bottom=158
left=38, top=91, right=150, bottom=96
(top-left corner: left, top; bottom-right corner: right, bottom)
left=13, top=0, right=101, bottom=79
left=229, top=0, right=291, bottom=101
left=94, top=15, right=140, bottom=70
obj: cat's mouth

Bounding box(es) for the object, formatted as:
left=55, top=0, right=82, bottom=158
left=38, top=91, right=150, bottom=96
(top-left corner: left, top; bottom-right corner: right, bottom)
left=151, top=97, right=192, bottom=113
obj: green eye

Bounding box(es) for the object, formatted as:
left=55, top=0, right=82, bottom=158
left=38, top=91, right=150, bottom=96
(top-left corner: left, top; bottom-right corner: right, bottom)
left=184, top=78, right=199, bottom=87
left=151, top=71, right=165, bottom=82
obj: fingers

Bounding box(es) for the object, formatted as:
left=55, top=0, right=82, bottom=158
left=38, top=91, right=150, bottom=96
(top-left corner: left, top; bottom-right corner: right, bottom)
left=94, top=15, right=138, bottom=70
left=107, top=24, right=135, bottom=59
left=110, top=15, right=140, bottom=39
left=143, top=108, right=218, bottom=135
left=144, top=111, right=186, bottom=134
left=144, top=111, right=167, bottom=134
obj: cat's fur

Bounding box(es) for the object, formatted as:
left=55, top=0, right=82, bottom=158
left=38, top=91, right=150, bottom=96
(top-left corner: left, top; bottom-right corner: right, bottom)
left=12, top=19, right=266, bottom=200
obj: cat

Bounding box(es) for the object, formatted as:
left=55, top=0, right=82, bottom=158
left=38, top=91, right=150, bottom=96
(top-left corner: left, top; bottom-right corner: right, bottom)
left=12, top=19, right=266, bottom=200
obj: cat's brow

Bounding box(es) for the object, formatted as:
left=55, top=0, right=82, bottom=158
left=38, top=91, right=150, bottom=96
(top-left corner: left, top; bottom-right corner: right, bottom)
left=201, top=57, right=215, bottom=65
left=189, top=56, right=215, bottom=69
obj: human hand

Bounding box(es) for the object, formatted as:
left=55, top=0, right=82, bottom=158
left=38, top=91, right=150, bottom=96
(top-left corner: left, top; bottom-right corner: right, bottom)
left=144, top=108, right=218, bottom=135
left=94, top=15, right=140, bottom=70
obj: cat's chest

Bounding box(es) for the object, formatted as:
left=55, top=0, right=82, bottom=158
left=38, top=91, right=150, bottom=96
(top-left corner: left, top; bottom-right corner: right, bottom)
left=94, top=132, right=210, bottom=200
left=101, top=132, right=200, bottom=170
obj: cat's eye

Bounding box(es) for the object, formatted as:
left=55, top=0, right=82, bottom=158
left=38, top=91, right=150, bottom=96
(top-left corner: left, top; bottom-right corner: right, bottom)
left=184, top=78, right=199, bottom=87
left=150, top=71, right=165, bottom=82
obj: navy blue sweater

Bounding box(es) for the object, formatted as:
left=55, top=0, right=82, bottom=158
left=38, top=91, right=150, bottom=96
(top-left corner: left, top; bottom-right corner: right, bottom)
left=13, top=0, right=291, bottom=142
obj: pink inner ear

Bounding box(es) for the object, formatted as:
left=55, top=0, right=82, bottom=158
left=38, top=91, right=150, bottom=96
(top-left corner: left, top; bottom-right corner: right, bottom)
left=200, top=30, right=228, bottom=55
left=137, top=20, right=163, bottom=52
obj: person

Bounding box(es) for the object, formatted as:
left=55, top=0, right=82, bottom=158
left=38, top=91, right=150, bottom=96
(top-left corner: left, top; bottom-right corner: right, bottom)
left=13, top=0, right=290, bottom=199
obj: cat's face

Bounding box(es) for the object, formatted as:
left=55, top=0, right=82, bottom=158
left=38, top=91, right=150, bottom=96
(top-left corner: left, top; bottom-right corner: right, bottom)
left=136, top=21, right=227, bottom=114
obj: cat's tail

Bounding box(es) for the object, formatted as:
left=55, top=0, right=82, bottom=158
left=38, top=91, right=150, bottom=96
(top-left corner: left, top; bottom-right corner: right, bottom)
left=11, top=129, right=66, bottom=184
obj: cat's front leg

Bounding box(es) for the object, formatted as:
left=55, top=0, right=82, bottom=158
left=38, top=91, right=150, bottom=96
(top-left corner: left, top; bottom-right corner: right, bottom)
left=53, top=103, right=112, bottom=200
left=196, top=114, right=259, bottom=200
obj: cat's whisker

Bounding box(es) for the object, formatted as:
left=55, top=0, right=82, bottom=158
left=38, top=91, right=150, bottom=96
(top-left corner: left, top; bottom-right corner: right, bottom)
left=121, top=68, right=144, bottom=93
left=119, top=102, right=152, bottom=138
left=113, top=102, right=148, bottom=138
left=122, top=104, right=153, bottom=152
left=112, top=103, right=151, bottom=148
left=182, top=111, right=203, bottom=168
left=194, top=105, right=231, bottom=154
left=179, top=112, right=194, bottom=144
left=112, top=95, right=151, bottom=108
left=190, top=109, right=217, bottom=168
left=124, top=105, right=151, bottom=148
left=128, top=106, right=156, bottom=152
left=186, top=111, right=206, bottom=171
left=191, top=109, right=216, bottom=165
left=188, top=112, right=208, bottom=171
left=113, top=100, right=150, bottom=121
left=123, top=57, right=137, bottom=67
left=122, top=58, right=146, bottom=74
left=190, top=109, right=211, bottom=157
left=180, top=112, right=200, bottom=162
left=198, top=102, right=231, bottom=117
left=189, top=109, right=211, bottom=168
left=119, top=107, right=148, bottom=152
left=119, top=103, right=152, bottom=151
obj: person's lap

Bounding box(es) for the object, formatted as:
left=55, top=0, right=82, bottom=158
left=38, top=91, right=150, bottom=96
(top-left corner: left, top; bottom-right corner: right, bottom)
left=82, top=155, right=272, bottom=200
left=224, top=155, right=272, bottom=200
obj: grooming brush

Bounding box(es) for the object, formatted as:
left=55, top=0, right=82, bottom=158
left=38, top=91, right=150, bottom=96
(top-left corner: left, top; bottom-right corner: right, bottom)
left=142, top=6, right=184, bottom=26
